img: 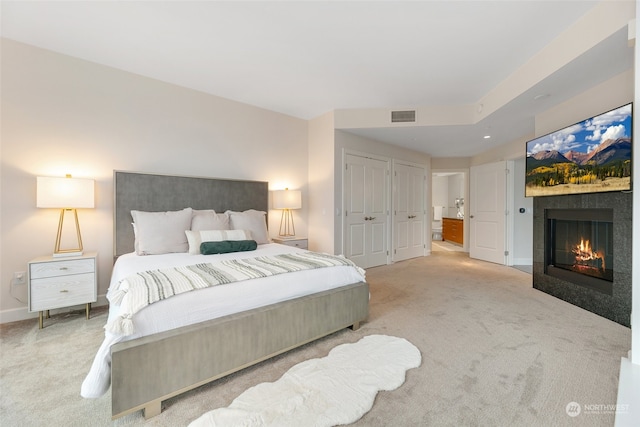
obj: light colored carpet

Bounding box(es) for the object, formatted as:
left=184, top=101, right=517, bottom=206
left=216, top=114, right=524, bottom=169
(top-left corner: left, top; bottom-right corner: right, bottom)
left=189, top=335, right=421, bottom=426
left=0, top=252, right=630, bottom=426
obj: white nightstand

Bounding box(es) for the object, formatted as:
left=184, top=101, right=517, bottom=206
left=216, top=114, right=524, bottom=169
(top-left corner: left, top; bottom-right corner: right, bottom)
left=272, top=237, right=308, bottom=249
left=28, top=252, right=97, bottom=329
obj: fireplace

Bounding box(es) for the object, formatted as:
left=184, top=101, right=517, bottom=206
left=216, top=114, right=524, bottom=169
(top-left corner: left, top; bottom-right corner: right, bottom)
left=533, top=192, right=631, bottom=327
left=545, top=209, right=613, bottom=295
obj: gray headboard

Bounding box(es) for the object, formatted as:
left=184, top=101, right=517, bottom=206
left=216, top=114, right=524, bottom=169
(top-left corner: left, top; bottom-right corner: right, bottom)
left=114, top=170, right=268, bottom=257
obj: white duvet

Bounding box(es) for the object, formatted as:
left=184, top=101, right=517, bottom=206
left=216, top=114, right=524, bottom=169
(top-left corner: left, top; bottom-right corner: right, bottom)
left=81, top=243, right=366, bottom=398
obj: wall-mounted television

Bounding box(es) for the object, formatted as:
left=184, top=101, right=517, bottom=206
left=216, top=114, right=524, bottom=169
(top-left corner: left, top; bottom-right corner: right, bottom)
left=525, top=103, right=632, bottom=197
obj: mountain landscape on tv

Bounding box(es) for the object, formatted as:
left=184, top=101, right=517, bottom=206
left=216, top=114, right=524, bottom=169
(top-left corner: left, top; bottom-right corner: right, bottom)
left=525, top=103, right=632, bottom=197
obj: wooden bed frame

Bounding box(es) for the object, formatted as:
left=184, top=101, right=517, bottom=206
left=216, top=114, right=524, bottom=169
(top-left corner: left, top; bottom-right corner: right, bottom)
left=110, top=171, right=369, bottom=419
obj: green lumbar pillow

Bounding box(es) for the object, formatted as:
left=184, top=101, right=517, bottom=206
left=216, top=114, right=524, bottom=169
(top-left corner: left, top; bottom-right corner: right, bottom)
left=200, top=240, right=258, bottom=255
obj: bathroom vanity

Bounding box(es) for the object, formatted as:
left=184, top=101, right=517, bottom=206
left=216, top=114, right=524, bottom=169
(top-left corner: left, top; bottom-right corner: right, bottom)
left=442, top=218, right=463, bottom=245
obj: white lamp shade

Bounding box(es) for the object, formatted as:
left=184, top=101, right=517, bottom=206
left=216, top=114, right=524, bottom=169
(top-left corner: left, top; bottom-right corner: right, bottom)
left=272, top=189, right=301, bottom=210
left=37, top=176, right=95, bottom=209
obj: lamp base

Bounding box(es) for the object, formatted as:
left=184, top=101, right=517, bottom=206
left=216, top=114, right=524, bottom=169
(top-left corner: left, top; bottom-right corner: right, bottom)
left=279, top=209, right=296, bottom=237
left=53, top=208, right=85, bottom=258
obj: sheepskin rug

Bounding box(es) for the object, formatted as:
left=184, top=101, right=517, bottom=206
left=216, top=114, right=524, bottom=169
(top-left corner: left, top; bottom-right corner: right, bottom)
left=189, top=334, right=421, bottom=427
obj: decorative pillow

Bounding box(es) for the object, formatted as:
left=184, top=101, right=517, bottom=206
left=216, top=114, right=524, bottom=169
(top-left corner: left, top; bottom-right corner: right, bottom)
left=226, top=210, right=270, bottom=244
left=185, top=229, right=251, bottom=255
left=200, top=240, right=258, bottom=255
left=130, top=208, right=193, bottom=255
left=191, top=210, right=230, bottom=232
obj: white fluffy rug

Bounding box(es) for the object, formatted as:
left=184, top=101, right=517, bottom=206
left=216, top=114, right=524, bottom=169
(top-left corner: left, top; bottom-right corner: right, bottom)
left=189, top=334, right=421, bottom=427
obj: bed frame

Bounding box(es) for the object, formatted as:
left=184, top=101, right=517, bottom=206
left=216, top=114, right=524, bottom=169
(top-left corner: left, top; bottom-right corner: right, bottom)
left=110, top=171, right=369, bottom=419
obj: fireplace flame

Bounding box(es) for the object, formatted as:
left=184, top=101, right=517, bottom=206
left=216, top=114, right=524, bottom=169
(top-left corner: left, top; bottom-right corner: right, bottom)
left=572, top=238, right=605, bottom=271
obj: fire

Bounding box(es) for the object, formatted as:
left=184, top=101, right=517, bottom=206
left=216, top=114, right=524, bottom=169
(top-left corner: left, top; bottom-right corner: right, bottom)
left=572, top=238, right=605, bottom=271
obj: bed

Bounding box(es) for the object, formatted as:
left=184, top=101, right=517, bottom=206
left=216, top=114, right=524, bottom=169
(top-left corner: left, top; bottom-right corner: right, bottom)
left=81, top=171, right=369, bottom=420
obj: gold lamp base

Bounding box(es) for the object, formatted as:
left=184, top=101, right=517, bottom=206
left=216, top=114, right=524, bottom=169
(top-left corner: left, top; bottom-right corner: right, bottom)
left=278, top=209, right=296, bottom=237
left=52, top=208, right=84, bottom=258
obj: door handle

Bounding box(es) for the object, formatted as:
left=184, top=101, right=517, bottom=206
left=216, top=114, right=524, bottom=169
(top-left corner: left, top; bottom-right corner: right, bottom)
left=364, top=216, right=376, bottom=221
left=408, top=215, right=416, bottom=219
left=470, top=215, right=474, bottom=218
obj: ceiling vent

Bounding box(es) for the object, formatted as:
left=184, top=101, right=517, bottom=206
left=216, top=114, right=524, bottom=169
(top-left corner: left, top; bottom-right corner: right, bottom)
left=391, top=110, right=416, bottom=123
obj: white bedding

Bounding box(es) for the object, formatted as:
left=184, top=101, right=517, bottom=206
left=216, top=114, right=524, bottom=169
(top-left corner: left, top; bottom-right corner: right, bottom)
left=81, top=243, right=366, bottom=398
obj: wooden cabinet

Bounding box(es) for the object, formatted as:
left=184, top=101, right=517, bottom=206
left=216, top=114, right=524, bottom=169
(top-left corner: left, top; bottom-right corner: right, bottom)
left=28, top=252, right=97, bottom=329
left=442, top=218, right=463, bottom=245
left=272, top=237, right=308, bottom=249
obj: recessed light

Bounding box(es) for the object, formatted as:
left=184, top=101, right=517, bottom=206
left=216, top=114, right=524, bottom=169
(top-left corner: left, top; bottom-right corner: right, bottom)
left=483, top=135, right=491, bottom=139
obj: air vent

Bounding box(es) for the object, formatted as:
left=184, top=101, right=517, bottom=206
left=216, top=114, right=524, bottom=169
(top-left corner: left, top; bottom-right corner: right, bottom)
left=391, top=110, right=416, bottom=123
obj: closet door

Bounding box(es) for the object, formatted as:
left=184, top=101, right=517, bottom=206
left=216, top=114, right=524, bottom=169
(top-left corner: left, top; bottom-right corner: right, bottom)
left=344, top=154, right=389, bottom=269
left=393, top=163, right=425, bottom=261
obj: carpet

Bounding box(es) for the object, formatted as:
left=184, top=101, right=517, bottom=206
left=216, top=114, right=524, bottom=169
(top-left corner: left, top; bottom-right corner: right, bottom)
left=189, top=335, right=421, bottom=427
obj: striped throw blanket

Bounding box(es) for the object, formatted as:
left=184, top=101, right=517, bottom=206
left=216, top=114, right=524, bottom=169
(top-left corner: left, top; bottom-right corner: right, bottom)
left=106, top=251, right=365, bottom=336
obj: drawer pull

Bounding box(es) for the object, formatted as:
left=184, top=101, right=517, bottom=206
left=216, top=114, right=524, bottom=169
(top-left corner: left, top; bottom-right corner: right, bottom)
left=60, top=290, right=69, bottom=293
left=59, top=267, right=68, bottom=271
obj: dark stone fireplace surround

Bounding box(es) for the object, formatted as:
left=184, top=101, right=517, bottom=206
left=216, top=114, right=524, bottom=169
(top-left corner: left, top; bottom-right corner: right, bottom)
left=533, top=191, right=632, bottom=327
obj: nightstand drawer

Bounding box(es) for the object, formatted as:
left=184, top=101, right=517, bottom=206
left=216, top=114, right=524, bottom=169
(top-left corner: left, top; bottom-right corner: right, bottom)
left=273, top=238, right=308, bottom=249
left=286, top=239, right=308, bottom=249
left=30, top=258, right=95, bottom=279
left=29, top=273, right=96, bottom=311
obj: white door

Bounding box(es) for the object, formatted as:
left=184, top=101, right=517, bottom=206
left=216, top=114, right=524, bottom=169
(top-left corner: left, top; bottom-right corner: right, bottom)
left=394, top=163, right=425, bottom=261
left=344, top=154, right=389, bottom=269
left=469, top=161, right=506, bottom=264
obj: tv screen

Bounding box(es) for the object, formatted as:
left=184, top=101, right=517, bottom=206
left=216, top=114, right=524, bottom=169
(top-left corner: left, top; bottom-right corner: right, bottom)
left=525, top=103, right=632, bottom=197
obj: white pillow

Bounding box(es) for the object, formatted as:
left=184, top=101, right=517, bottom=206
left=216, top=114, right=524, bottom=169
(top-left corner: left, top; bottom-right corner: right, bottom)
left=131, top=208, right=193, bottom=255
left=226, top=210, right=270, bottom=245
left=191, top=210, right=230, bottom=231
left=185, top=229, right=251, bottom=255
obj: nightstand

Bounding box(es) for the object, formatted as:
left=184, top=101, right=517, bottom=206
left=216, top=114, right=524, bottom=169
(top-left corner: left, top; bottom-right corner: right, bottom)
left=272, top=237, right=308, bottom=249
left=28, top=252, right=97, bottom=329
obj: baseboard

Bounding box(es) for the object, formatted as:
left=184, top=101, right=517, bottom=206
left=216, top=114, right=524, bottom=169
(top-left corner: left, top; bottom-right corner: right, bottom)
left=512, top=258, right=532, bottom=265
left=0, top=294, right=108, bottom=325
left=615, top=355, right=640, bottom=426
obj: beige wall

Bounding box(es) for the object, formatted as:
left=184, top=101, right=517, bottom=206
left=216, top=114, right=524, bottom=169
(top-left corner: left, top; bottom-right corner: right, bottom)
left=1, top=39, right=308, bottom=322
left=308, top=112, right=336, bottom=253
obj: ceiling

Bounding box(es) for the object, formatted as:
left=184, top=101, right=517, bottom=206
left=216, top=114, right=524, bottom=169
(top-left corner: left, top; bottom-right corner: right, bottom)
left=1, top=1, right=634, bottom=157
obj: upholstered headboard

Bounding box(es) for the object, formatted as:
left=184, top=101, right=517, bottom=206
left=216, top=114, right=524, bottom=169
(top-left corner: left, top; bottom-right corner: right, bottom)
left=113, top=170, right=268, bottom=257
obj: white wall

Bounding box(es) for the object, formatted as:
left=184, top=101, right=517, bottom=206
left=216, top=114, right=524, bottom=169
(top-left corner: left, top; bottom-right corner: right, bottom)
left=536, top=70, right=633, bottom=136
left=432, top=175, right=448, bottom=216
left=0, top=39, right=309, bottom=322
left=447, top=174, right=464, bottom=218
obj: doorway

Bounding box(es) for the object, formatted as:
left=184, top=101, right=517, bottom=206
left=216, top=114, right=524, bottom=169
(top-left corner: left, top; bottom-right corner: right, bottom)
left=431, top=171, right=467, bottom=252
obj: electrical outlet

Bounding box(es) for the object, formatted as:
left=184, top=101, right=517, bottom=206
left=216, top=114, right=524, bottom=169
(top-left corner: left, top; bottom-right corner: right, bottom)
left=13, top=271, right=26, bottom=285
